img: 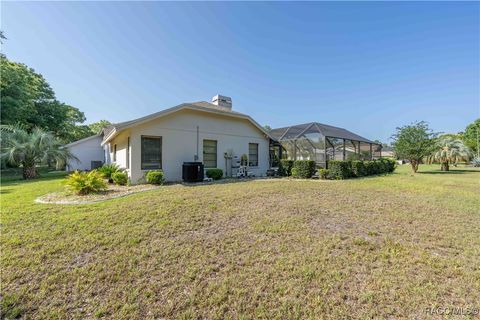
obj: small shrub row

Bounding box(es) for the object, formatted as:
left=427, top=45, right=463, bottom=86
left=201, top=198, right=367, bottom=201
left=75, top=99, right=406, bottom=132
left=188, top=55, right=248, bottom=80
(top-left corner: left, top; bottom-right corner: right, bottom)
left=65, top=166, right=168, bottom=195
left=351, top=161, right=366, bottom=177
left=328, top=161, right=354, bottom=179
left=322, top=158, right=396, bottom=179
left=206, top=168, right=223, bottom=180
left=291, top=160, right=316, bottom=179
left=318, top=168, right=329, bottom=179
left=146, top=170, right=164, bottom=185
left=278, top=159, right=294, bottom=177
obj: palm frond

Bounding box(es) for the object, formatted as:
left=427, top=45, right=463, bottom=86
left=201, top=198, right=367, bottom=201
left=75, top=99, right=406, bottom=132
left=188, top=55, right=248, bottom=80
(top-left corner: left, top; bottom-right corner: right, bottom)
left=430, top=137, right=472, bottom=164
left=1, top=125, right=78, bottom=167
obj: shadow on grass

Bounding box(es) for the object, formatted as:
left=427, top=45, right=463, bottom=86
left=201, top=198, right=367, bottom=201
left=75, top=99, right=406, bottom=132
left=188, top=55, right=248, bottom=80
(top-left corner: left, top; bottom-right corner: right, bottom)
left=417, top=169, right=480, bottom=175
left=1, top=172, right=67, bottom=185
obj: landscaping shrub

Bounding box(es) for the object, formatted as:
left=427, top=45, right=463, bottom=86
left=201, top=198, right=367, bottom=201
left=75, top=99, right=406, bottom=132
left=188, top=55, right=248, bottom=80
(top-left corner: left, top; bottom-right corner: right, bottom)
left=97, top=164, right=125, bottom=183
left=379, top=158, right=396, bottom=173
left=321, top=159, right=396, bottom=180
left=278, top=159, right=294, bottom=176
left=364, top=161, right=378, bottom=175
left=376, top=159, right=387, bottom=174
left=111, top=172, right=128, bottom=186
left=206, top=168, right=223, bottom=180
left=363, top=161, right=375, bottom=176
left=65, top=170, right=107, bottom=195
left=291, top=160, right=316, bottom=178
left=351, top=160, right=367, bottom=177
left=318, top=168, right=329, bottom=179
left=328, top=160, right=353, bottom=179
left=146, top=170, right=164, bottom=185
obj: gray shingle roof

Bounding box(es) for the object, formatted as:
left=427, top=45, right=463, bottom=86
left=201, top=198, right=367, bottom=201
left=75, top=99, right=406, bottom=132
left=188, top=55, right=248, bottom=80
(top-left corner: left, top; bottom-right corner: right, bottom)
left=270, top=122, right=377, bottom=144
left=101, top=101, right=273, bottom=144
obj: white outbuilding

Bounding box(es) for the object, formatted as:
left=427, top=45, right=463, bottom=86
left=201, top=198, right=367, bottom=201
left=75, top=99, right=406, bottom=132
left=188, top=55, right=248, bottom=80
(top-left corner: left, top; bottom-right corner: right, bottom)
left=65, top=133, right=105, bottom=171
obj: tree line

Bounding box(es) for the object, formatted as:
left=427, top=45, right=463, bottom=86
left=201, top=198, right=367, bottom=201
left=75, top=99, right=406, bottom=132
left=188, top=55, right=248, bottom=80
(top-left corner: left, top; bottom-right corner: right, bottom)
left=1, top=53, right=110, bottom=143
left=391, top=119, right=479, bottom=173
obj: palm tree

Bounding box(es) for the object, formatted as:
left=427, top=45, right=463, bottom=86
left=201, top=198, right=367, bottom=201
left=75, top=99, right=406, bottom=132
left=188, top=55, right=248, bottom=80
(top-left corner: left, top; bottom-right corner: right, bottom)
left=428, top=137, right=471, bottom=171
left=1, top=125, right=77, bottom=179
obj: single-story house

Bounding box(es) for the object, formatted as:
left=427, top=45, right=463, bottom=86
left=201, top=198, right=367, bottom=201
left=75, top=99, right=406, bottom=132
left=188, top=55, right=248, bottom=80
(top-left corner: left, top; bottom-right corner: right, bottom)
left=66, top=95, right=273, bottom=183
left=65, top=94, right=382, bottom=183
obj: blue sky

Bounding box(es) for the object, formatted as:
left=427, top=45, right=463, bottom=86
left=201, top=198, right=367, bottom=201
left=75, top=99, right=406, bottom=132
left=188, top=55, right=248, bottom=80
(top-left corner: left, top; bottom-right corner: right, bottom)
left=2, top=2, right=479, bottom=142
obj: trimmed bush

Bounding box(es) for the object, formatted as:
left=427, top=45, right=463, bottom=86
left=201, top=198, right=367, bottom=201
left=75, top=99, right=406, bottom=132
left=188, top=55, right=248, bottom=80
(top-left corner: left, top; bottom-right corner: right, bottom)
left=326, top=159, right=396, bottom=179
left=328, top=160, right=353, bottom=179
left=291, top=160, right=316, bottom=179
left=379, top=158, right=396, bottom=173
left=112, top=172, right=128, bottom=186
left=97, top=164, right=125, bottom=183
left=65, top=170, right=107, bottom=195
left=318, top=168, right=329, bottom=179
left=206, top=168, right=223, bottom=180
left=351, top=160, right=367, bottom=177
left=278, top=159, right=294, bottom=176
left=146, top=170, right=164, bottom=185
left=364, top=161, right=380, bottom=175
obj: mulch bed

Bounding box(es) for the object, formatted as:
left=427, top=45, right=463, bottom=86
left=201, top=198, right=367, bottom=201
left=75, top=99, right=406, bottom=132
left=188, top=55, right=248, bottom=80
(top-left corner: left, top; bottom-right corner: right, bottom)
left=35, top=183, right=160, bottom=205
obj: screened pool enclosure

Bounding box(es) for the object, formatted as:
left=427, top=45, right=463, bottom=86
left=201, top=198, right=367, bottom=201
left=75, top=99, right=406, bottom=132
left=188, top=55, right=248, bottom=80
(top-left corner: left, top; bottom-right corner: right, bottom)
left=269, top=122, right=382, bottom=168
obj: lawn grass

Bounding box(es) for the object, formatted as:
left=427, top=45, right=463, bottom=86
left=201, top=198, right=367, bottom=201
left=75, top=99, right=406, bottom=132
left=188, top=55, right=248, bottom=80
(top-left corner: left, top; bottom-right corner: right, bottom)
left=1, top=165, right=479, bottom=319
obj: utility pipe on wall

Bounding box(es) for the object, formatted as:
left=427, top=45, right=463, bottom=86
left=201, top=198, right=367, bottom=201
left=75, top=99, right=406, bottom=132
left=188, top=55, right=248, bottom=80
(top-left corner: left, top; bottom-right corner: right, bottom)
left=195, top=125, right=199, bottom=161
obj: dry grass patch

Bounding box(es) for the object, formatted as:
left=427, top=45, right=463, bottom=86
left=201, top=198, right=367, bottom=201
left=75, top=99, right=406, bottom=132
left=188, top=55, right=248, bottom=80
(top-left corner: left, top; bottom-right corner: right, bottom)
left=1, top=165, right=479, bottom=319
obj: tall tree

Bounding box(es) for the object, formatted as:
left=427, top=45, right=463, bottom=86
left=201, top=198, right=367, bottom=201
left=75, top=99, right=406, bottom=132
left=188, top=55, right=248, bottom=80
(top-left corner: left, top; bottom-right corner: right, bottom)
left=463, top=119, right=480, bottom=158
left=63, top=120, right=112, bottom=143
left=0, top=54, right=87, bottom=142
left=391, top=121, right=438, bottom=173
left=89, top=120, right=111, bottom=134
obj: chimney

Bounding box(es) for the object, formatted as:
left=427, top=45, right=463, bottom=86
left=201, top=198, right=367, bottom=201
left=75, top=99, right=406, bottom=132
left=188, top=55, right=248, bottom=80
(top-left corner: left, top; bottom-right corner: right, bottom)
left=212, top=95, right=232, bottom=110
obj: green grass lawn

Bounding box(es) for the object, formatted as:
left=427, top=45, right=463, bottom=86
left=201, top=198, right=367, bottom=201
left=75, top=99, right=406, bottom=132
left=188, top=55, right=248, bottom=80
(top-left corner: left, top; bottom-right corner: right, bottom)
left=1, top=165, right=479, bottom=319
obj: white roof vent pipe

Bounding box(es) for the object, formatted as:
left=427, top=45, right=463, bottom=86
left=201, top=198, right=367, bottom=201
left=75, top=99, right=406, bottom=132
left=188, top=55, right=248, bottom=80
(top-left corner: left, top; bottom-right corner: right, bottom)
left=212, top=95, right=232, bottom=110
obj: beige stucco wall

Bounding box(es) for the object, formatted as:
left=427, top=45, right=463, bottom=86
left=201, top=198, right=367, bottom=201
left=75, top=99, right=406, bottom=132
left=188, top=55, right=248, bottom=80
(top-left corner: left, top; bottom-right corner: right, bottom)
left=66, top=135, right=104, bottom=171
left=108, top=129, right=131, bottom=173
left=108, top=109, right=270, bottom=183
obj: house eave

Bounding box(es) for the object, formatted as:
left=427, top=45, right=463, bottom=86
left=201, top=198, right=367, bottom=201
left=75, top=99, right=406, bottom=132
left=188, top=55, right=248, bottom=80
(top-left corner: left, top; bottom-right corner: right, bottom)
left=101, top=103, right=275, bottom=145
left=65, top=133, right=103, bottom=148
